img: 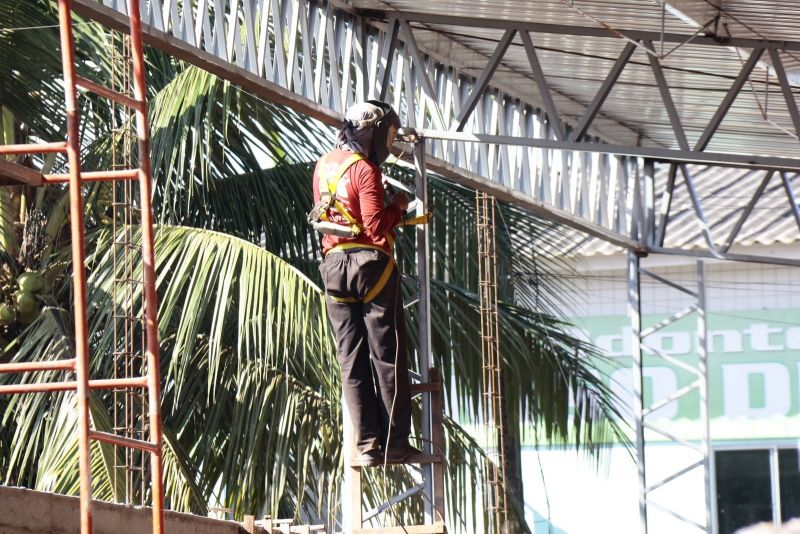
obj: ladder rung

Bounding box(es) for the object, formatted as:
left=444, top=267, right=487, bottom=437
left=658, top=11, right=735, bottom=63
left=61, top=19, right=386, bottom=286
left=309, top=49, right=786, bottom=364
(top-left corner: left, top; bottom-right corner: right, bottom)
left=410, top=382, right=441, bottom=394
left=0, top=359, right=75, bottom=374
left=75, top=76, right=144, bottom=112
left=90, top=430, right=158, bottom=453
left=44, top=169, right=140, bottom=183
left=0, top=376, right=148, bottom=395
left=350, top=451, right=443, bottom=468
left=0, top=142, right=67, bottom=156
left=90, top=377, right=149, bottom=389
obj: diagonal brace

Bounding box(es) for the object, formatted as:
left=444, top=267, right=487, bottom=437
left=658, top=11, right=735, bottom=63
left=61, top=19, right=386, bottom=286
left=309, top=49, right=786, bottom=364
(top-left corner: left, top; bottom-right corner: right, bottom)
left=694, top=48, right=763, bottom=151
left=723, top=171, right=773, bottom=252
left=780, top=172, right=800, bottom=233
left=569, top=41, right=636, bottom=142
left=520, top=31, right=565, bottom=140
left=377, top=17, right=400, bottom=101
left=454, top=29, right=516, bottom=131
left=644, top=40, right=688, bottom=150
left=768, top=48, right=800, bottom=140
left=398, top=18, right=447, bottom=131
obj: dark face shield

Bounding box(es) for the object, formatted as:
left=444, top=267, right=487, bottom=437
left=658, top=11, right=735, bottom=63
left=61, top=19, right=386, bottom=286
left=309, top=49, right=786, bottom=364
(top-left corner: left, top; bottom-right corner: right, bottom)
left=369, top=105, right=401, bottom=165
left=336, top=100, right=402, bottom=165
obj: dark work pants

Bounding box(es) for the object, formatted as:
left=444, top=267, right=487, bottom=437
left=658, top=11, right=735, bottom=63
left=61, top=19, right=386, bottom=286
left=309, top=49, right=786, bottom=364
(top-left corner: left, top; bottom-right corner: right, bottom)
left=319, top=249, right=412, bottom=454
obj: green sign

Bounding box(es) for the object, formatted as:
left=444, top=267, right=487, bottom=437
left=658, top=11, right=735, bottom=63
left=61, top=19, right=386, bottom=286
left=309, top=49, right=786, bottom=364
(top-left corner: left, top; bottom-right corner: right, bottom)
left=573, top=308, right=800, bottom=440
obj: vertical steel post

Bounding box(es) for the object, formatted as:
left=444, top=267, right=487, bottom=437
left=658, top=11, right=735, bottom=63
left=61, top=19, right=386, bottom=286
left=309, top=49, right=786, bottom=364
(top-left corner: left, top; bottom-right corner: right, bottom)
left=697, top=261, right=714, bottom=534
left=56, top=1, right=92, bottom=531
left=126, top=1, right=165, bottom=531
left=414, top=141, right=434, bottom=523
left=628, top=251, right=647, bottom=534
left=643, top=160, right=655, bottom=248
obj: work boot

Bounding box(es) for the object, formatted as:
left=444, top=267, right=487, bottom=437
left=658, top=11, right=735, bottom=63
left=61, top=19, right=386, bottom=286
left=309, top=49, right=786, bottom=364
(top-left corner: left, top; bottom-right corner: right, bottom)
left=357, top=448, right=383, bottom=467
left=384, top=442, right=424, bottom=463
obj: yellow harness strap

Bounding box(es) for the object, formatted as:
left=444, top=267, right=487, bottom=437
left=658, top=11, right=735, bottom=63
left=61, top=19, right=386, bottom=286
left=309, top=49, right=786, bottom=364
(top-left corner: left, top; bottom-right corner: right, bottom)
left=319, top=153, right=364, bottom=234
left=327, top=257, right=395, bottom=305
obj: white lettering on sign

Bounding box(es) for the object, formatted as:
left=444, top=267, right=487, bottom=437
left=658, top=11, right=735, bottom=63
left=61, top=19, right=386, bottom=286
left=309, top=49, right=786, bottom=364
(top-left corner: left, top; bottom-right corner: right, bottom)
left=708, top=330, right=743, bottom=353
left=596, top=327, right=632, bottom=357
left=786, top=327, right=800, bottom=350
left=744, top=324, right=785, bottom=352
left=721, top=363, right=791, bottom=417
left=592, top=322, right=799, bottom=356
left=645, top=332, right=692, bottom=355
left=610, top=366, right=679, bottom=420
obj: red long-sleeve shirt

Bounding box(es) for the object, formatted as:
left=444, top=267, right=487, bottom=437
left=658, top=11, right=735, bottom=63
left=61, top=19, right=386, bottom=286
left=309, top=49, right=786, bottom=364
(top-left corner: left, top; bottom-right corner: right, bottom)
left=312, top=149, right=403, bottom=256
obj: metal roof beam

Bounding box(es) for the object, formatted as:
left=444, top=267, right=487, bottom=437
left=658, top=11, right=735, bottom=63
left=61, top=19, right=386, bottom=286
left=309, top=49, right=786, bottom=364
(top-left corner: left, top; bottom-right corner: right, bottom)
left=569, top=42, right=636, bottom=143
left=645, top=41, right=689, bottom=151
left=654, top=163, right=678, bottom=247
left=679, top=164, right=718, bottom=253
left=779, top=171, right=800, bottom=235
left=768, top=49, right=800, bottom=141
left=454, top=28, right=516, bottom=132
left=398, top=19, right=447, bottom=131
left=376, top=17, right=400, bottom=101
left=418, top=129, right=800, bottom=172
left=520, top=31, right=565, bottom=140
left=694, top=48, right=764, bottom=152
left=722, top=170, right=773, bottom=253
left=362, top=11, right=800, bottom=52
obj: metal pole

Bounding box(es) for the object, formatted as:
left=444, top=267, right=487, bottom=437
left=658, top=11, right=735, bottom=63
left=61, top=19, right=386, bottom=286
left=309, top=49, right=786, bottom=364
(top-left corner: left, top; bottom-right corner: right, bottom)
left=628, top=251, right=647, bottom=534
left=414, top=141, right=434, bottom=523
left=126, top=0, right=165, bottom=531
left=697, top=261, right=714, bottom=534
left=57, top=1, right=92, bottom=532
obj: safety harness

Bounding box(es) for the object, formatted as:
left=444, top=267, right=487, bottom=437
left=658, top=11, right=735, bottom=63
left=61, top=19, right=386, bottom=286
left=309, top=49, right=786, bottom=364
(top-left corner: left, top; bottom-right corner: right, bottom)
left=308, top=152, right=396, bottom=304
left=307, top=152, right=365, bottom=238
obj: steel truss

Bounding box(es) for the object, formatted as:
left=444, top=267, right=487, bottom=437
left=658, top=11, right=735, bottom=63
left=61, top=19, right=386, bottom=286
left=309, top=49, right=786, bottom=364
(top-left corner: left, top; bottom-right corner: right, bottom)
left=628, top=255, right=714, bottom=533
left=74, top=0, right=800, bottom=264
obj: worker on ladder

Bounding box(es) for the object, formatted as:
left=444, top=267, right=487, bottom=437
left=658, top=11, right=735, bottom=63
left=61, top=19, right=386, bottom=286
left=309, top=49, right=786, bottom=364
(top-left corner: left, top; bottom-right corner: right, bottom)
left=309, top=100, right=418, bottom=467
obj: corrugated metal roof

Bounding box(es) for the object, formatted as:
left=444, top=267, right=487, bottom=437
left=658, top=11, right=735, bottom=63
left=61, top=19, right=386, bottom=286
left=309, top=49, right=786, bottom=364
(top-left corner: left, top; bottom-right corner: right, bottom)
left=555, top=164, right=800, bottom=256
left=344, top=1, right=800, bottom=254
left=349, top=0, right=800, bottom=158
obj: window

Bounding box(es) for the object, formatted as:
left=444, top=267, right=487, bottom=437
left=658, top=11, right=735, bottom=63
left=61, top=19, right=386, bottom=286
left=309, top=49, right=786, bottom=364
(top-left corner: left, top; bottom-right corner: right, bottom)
left=716, top=448, right=800, bottom=534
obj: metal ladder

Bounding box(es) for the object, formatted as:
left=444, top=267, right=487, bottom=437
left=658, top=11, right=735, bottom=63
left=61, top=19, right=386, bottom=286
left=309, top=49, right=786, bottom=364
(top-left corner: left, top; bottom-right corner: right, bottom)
left=339, top=141, right=447, bottom=534
left=0, top=1, right=165, bottom=532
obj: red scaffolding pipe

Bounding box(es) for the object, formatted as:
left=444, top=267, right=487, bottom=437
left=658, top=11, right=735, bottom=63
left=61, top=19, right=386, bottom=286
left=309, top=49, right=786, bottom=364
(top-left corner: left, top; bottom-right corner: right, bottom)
left=0, top=3, right=165, bottom=532
left=56, top=2, right=93, bottom=532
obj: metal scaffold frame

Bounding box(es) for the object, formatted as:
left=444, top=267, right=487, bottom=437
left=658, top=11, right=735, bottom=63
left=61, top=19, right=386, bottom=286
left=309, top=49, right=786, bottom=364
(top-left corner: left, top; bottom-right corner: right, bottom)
left=0, top=0, right=165, bottom=532
left=340, top=141, right=445, bottom=534
left=628, top=255, right=714, bottom=533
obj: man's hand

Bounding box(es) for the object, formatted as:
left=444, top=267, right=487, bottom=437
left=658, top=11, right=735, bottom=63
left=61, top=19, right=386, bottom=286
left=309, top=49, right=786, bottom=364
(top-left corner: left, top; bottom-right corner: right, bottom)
left=390, top=192, right=410, bottom=212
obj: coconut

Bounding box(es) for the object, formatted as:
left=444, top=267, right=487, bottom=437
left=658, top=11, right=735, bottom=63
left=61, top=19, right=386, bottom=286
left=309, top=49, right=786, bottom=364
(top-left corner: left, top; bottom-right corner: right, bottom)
left=15, top=291, right=37, bottom=315
left=0, top=303, right=16, bottom=324
left=17, top=272, right=46, bottom=293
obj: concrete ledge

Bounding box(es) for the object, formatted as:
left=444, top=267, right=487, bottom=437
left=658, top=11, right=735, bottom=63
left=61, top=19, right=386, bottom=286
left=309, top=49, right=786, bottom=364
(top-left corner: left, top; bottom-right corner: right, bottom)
left=0, top=485, right=243, bottom=534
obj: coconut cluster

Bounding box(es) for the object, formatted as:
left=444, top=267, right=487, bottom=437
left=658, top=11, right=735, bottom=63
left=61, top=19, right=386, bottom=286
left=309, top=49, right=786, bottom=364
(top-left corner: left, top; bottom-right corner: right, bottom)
left=0, top=272, right=45, bottom=326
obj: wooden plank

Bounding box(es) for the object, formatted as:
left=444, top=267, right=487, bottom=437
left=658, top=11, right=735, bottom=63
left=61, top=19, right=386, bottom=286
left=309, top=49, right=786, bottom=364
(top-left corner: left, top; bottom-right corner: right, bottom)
left=349, top=464, right=362, bottom=529
left=0, top=159, right=44, bottom=186
left=350, top=523, right=446, bottom=534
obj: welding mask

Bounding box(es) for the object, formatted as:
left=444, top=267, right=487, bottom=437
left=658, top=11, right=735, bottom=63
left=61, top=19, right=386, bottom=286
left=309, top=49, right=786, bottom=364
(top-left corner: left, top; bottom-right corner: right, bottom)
left=338, top=100, right=401, bottom=165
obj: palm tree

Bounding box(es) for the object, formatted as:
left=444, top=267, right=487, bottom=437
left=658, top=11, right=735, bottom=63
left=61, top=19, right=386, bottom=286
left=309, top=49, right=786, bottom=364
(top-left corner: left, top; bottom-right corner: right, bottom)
left=0, top=1, right=628, bottom=531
